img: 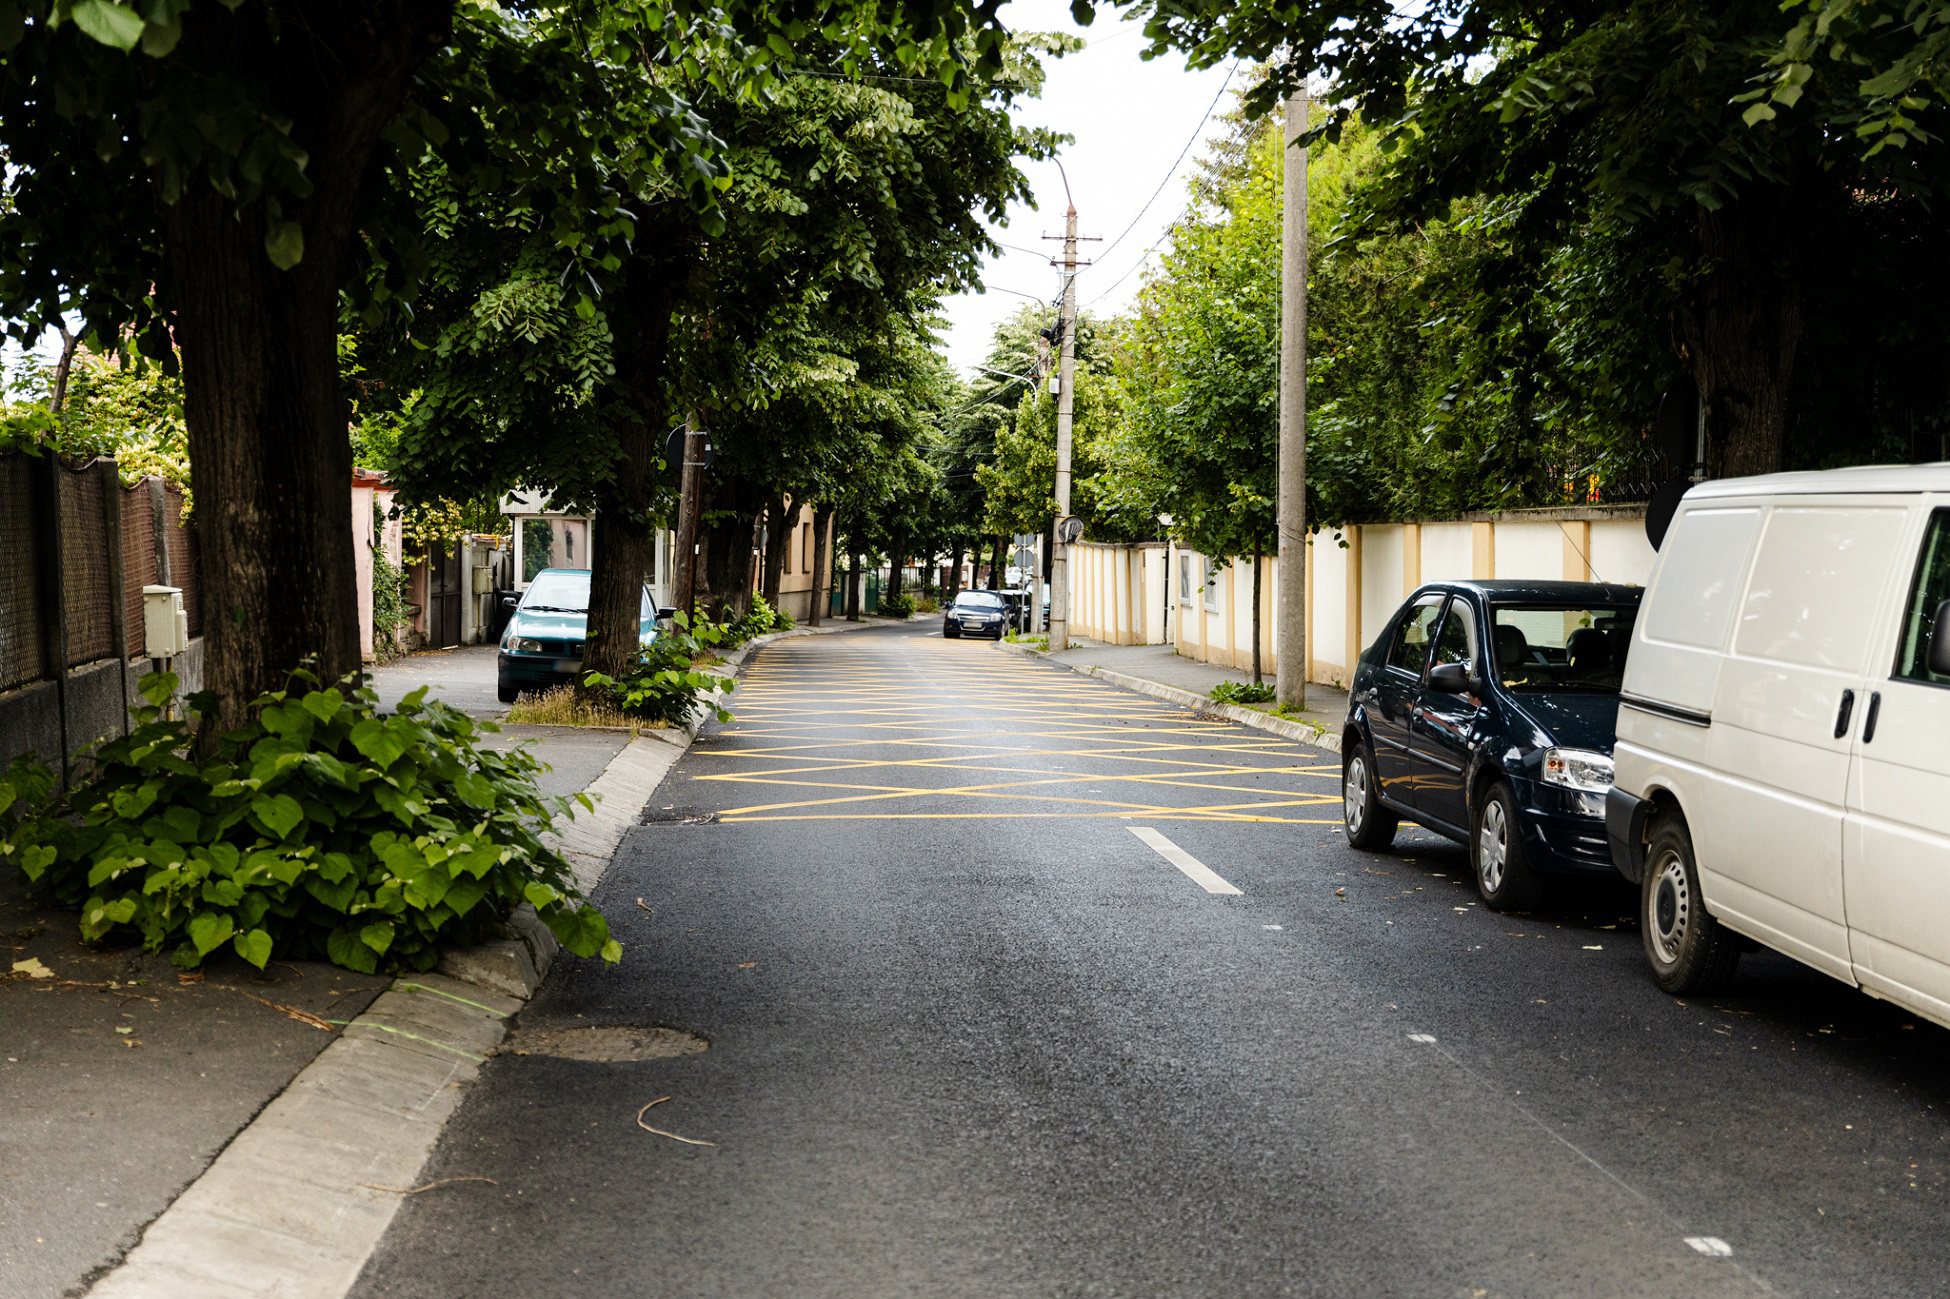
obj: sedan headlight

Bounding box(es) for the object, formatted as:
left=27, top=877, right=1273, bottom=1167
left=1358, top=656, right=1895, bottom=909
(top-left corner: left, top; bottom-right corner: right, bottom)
left=1540, top=746, right=1613, bottom=793
left=505, top=636, right=545, bottom=654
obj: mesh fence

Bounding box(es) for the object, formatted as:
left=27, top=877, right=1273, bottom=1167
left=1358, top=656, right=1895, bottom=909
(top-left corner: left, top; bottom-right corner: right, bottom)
left=121, top=483, right=154, bottom=659
left=59, top=465, right=116, bottom=667
left=0, top=454, right=203, bottom=691
left=0, top=457, right=46, bottom=692
left=164, top=487, right=200, bottom=638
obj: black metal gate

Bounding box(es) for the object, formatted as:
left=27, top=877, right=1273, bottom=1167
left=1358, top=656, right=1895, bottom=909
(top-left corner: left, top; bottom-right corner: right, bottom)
left=427, top=541, right=463, bottom=648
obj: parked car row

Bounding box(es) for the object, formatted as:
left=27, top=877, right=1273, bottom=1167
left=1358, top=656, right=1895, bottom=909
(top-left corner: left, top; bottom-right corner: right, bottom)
left=1343, top=464, right=1950, bottom=1037
left=942, top=588, right=1034, bottom=639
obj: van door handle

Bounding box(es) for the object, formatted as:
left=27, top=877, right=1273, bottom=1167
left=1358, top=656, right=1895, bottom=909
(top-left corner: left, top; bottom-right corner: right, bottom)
left=1834, top=689, right=1856, bottom=739
left=1862, top=691, right=1882, bottom=744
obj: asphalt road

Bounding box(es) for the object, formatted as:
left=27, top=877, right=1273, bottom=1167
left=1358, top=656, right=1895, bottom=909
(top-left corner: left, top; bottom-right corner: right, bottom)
left=351, top=625, right=1950, bottom=1299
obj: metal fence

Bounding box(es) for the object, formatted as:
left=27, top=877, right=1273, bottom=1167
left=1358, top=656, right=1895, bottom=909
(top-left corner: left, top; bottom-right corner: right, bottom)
left=0, top=452, right=199, bottom=694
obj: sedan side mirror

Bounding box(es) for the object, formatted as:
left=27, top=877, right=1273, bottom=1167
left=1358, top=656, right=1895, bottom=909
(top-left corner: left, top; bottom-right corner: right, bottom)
left=656, top=605, right=678, bottom=621
left=1428, top=662, right=1474, bottom=694
left=499, top=595, right=518, bottom=610
left=1929, top=598, right=1950, bottom=677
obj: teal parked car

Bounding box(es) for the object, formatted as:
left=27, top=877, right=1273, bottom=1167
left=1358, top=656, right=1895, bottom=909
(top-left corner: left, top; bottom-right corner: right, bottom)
left=496, top=568, right=663, bottom=704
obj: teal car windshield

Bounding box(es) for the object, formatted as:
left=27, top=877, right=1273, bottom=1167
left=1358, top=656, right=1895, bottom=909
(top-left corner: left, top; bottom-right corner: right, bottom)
left=522, top=569, right=591, bottom=613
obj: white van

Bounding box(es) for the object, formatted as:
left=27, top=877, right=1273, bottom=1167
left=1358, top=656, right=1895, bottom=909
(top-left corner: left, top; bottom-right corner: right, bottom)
left=1608, top=466, right=1950, bottom=1025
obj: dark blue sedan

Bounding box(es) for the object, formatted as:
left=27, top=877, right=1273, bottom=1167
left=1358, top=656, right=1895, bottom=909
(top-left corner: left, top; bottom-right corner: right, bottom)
left=1341, top=580, right=1641, bottom=910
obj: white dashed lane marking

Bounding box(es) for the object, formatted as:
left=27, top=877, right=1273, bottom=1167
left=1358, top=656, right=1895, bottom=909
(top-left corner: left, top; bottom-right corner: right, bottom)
left=1127, top=827, right=1242, bottom=896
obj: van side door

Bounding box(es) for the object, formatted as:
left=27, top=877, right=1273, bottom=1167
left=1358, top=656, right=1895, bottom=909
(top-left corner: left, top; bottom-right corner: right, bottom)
left=1844, top=504, right=1950, bottom=1022
left=1705, top=498, right=1910, bottom=982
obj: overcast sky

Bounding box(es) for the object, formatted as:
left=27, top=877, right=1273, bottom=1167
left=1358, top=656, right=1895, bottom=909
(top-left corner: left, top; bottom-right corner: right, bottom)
left=936, top=0, right=1242, bottom=378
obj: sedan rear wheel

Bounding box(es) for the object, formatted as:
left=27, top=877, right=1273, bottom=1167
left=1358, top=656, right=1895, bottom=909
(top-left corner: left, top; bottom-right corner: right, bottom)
left=1342, top=739, right=1398, bottom=850
left=1473, top=780, right=1542, bottom=911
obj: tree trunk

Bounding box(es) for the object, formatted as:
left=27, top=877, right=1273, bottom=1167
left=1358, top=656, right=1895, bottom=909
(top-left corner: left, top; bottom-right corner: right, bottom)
left=885, top=522, right=908, bottom=601
left=808, top=503, right=835, bottom=627
left=846, top=545, right=863, bottom=621
left=1250, top=548, right=1263, bottom=686
left=761, top=494, right=791, bottom=610
left=159, top=0, right=452, bottom=734
left=1676, top=183, right=1805, bottom=480
left=945, top=545, right=963, bottom=601
left=583, top=262, right=672, bottom=690
left=700, top=506, right=755, bottom=625
left=989, top=534, right=1008, bottom=591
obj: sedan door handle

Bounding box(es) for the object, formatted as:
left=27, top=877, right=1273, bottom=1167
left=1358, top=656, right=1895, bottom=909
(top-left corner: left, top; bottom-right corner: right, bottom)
left=1834, top=688, right=1855, bottom=739
left=1862, top=691, right=1882, bottom=744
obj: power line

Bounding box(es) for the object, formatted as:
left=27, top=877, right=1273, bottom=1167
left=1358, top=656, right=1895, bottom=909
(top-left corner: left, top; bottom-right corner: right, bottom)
left=1094, top=59, right=1239, bottom=265
left=1082, top=205, right=1190, bottom=308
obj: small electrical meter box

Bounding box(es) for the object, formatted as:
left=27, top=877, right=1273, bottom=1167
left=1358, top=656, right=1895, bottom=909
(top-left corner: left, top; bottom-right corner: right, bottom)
left=143, top=585, right=188, bottom=658
left=471, top=565, right=492, bottom=595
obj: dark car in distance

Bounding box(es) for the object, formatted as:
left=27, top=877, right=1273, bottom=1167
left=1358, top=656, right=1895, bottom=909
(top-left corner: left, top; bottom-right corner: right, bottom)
left=1341, top=580, right=1642, bottom=909
left=943, top=590, right=1010, bottom=639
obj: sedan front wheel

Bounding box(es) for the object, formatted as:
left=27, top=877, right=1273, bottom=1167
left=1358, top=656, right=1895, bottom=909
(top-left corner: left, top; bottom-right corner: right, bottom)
left=1473, top=779, right=1542, bottom=911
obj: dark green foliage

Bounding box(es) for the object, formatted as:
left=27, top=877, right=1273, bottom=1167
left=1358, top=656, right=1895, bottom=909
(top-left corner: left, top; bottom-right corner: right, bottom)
left=1210, top=680, right=1275, bottom=705
left=736, top=594, right=793, bottom=640
left=878, top=592, right=918, bottom=619
left=0, top=672, right=617, bottom=975
left=581, top=614, right=734, bottom=726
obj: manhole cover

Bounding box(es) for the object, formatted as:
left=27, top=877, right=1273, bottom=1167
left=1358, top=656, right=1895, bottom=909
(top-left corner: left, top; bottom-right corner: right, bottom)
left=503, top=1025, right=709, bottom=1061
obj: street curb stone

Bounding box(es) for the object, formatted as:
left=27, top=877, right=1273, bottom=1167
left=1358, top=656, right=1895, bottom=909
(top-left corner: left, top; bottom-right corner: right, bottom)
left=82, top=626, right=826, bottom=1299
left=994, top=639, right=1344, bottom=753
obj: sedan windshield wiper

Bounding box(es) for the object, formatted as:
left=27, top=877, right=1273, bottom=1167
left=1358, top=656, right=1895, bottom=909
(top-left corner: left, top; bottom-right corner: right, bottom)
left=523, top=605, right=585, bottom=614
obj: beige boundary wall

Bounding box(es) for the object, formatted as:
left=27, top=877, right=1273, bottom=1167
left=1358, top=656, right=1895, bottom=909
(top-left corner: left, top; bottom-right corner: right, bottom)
left=1066, top=507, right=1657, bottom=686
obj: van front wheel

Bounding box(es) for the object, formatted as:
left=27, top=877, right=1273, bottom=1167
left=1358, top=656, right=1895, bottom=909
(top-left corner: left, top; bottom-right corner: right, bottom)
left=1641, top=815, right=1741, bottom=995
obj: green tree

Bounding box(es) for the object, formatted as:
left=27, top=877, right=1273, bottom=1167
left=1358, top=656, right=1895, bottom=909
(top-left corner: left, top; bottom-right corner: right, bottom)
left=0, top=0, right=1015, bottom=726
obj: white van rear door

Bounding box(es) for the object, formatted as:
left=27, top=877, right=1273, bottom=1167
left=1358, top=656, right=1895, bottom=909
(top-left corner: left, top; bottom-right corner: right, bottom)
left=1705, top=498, right=1910, bottom=981
left=1845, top=502, right=1950, bottom=1023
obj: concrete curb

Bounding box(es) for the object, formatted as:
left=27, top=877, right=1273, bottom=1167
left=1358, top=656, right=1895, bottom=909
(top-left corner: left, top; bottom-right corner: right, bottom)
left=997, top=641, right=1344, bottom=755
left=82, top=628, right=827, bottom=1299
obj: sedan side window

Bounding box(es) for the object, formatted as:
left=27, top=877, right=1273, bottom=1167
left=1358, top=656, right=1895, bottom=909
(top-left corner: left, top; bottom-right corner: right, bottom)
left=1896, top=509, right=1950, bottom=686
left=1386, top=596, right=1446, bottom=676
left=1431, top=600, right=1477, bottom=674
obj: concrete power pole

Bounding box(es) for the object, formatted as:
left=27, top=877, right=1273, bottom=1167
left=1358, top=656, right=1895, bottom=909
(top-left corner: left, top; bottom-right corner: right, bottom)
left=672, top=415, right=705, bottom=619
left=1275, top=87, right=1310, bottom=712
left=1049, top=205, right=1080, bottom=652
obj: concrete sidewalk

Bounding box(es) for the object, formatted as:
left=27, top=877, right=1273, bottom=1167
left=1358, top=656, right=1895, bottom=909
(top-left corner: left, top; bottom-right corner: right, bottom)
left=5, top=619, right=874, bottom=1299
left=1014, top=637, right=1352, bottom=752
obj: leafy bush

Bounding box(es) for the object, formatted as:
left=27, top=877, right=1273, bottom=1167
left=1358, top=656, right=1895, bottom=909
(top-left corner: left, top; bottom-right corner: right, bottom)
left=582, top=612, right=735, bottom=726
left=913, top=594, right=939, bottom=614
left=737, top=593, right=793, bottom=639
left=878, top=592, right=917, bottom=619
left=0, top=671, right=618, bottom=975
left=371, top=549, right=410, bottom=663
left=1211, top=679, right=1276, bottom=705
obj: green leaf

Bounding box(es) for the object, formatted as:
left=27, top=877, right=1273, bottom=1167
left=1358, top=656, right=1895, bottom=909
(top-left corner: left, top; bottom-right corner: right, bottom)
left=68, top=0, right=145, bottom=50
left=451, top=770, right=494, bottom=808
left=233, top=928, right=272, bottom=969
left=300, top=689, right=342, bottom=723
left=599, top=938, right=622, bottom=965
left=265, top=220, right=305, bottom=270
left=326, top=927, right=380, bottom=974
left=349, top=719, right=406, bottom=770
left=359, top=919, right=395, bottom=955
left=187, top=912, right=235, bottom=957
left=251, top=792, right=304, bottom=840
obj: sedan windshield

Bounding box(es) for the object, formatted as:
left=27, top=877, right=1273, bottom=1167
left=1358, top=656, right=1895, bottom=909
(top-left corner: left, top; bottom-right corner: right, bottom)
left=953, top=592, right=1004, bottom=610
left=522, top=570, right=591, bottom=613
left=1490, top=605, right=1636, bottom=692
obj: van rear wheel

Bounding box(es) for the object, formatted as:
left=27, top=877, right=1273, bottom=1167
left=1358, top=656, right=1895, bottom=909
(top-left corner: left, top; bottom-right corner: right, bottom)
left=1641, top=814, right=1741, bottom=995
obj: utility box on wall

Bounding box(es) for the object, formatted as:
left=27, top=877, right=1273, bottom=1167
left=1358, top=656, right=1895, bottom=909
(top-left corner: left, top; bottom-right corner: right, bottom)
left=470, top=565, right=492, bottom=595
left=142, top=585, right=188, bottom=658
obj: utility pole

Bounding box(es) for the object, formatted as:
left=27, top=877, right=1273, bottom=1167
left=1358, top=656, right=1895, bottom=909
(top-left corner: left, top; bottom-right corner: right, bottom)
left=672, top=414, right=705, bottom=620
left=1275, top=85, right=1310, bottom=712
left=1044, top=203, right=1096, bottom=652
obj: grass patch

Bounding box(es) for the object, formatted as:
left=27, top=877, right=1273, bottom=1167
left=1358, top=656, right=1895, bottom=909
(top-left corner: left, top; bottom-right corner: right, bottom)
left=507, top=686, right=673, bottom=734
left=1003, top=631, right=1049, bottom=652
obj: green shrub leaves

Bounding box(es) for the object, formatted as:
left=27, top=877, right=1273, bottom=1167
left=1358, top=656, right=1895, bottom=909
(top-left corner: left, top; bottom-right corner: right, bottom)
left=0, top=669, right=618, bottom=974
